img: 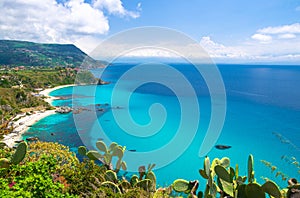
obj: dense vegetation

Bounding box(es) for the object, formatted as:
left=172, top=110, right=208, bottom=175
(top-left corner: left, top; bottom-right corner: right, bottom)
left=0, top=40, right=104, bottom=68
left=0, top=140, right=299, bottom=197
left=0, top=67, right=100, bottom=139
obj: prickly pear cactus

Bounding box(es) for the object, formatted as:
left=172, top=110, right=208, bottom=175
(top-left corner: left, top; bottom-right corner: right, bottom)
left=101, top=181, right=121, bottom=193
left=112, top=145, right=124, bottom=159
left=130, top=175, right=139, bottom=187
left=204, top=156, right=211, bottom=177
left=115, top=159, right=127, bottom=173
left=172, top=179, right=190, bottom=192
left=11, top=141, right=27, bottom=164
left=261, top=181, right=281, bottom=198
left=108, top=142, right=118, bottom=152
left=245, top=183, right=265, bottom=198
left=119, top=180, right=131, bottom=192
left=136, top=179, right=152, bottom=192
left=96, top=141, right=108, bottom=153
left=215, top=165, right=231, bottom=183
left=248, top=154, right=254, bottom=183
left=86, top=150, right=101, bottom=160
left=78, top=146, right=87, bottom=156
left=146, top=171, right=156, bottom=183
left=105, top=170, right=118, bottom=183
left=146, top=171, right=157, bottom=191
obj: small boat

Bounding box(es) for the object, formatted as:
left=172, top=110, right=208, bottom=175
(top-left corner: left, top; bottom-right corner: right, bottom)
left=215, top=145, right=231, bottom=150
left=128, top=149, right=136, bottom=152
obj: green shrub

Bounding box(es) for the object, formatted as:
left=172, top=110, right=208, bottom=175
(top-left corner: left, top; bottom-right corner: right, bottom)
left=0, top=155, right=76, bottom=197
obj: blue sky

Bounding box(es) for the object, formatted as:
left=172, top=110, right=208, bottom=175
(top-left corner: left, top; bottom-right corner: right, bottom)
left=111, top=0, right=299, bottom=43
left=1, top=0, right=300, bottom=63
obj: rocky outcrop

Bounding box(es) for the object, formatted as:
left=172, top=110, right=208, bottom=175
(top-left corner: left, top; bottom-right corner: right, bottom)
left=55, top=106, right=72, bottom=114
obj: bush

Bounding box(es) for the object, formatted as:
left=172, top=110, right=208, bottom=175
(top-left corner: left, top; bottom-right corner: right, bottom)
left=0, top=155, right=76, bottom=197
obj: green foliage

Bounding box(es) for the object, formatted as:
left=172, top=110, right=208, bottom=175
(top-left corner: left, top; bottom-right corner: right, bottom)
left=0, top=155, right=76, bottom=197
left=0, top=140, right=297, bottom=197
left=0, top=67, right=102, bottom=134
left=0, top=142, right=27, bottom=168
left=0, top=158, right=10, bottom=168
left=27, top=141, right=79, bottom=169
left=0, top=40, right=102, bottom=67
left=101, top=181, right=122, bottom=194
left=11, top=141, right=27, bottom=164
left=78, top=141, right=127, bottom=173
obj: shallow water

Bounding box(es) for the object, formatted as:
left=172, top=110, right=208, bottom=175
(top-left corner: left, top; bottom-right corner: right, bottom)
left=24, top=63, right=300, bottom=188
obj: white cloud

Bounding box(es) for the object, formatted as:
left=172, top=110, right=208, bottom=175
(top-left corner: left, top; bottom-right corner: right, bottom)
left=0, top=0, right=141, bottom=51
left=200, top=35, right=300, bottom=63
left=258, top=23, right=300, bottom=34
left=93, top=0, right=140, bottom=18
left=278, top=33, right=296, bottom=39
left=200, top=36, right=247, bottom=58
left=251, top=34, right=272, bottom=43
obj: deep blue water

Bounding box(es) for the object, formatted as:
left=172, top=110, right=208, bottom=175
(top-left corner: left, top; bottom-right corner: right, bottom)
left=24, top=63, right=300, bottom=188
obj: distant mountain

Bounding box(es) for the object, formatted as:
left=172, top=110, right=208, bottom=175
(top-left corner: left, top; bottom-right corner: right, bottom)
left=0, top=40, right=105, bottom=67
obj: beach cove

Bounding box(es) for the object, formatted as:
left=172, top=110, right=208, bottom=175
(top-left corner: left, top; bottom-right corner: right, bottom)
left=2, top=84, right=74, bottom=148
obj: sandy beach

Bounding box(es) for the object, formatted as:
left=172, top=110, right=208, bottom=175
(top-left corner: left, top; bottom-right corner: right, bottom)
left=2, top=84, right=74, bottom=147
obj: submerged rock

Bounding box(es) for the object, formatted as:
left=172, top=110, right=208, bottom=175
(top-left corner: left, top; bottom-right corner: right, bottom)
left=215, top=145, right=232, bottom=150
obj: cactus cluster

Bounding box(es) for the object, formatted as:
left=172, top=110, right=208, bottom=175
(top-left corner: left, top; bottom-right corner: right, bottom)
left=135, top=163, right=157, bottom=192
left=172, top=179, right=200, bottom=198
left=94, top=164, right=158, bottom=195
left=0, top=141, right=27, bottom=168
left=172, top=154, right=285, bottom=198
left=199, top=154, right=282, bottom=198
left=78, top=140, right=127, bottom=173
left=78, top=142, right=161, bottom=195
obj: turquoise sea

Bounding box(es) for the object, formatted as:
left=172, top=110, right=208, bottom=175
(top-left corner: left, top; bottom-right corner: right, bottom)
left=24, top=63, right=300, bottom=188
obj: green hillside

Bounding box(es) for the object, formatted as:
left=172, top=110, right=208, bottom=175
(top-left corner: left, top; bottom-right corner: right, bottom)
left=0, top=40, right=103, bottom=67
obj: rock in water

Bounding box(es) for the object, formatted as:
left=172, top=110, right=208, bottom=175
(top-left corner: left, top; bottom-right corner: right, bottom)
left=215, top=145, right=231, bottom=150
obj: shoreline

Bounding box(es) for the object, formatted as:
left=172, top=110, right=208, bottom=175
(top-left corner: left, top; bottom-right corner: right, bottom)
left=2, top=84, right=74, bottom=147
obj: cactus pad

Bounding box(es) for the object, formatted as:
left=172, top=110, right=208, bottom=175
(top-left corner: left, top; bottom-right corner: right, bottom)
left=112, top=146, right=124, bottom=159
left=146, top=171, right=157, bottom=191
left=248, top=154, right=254, bottom=183
left=108, top=142, right=118, bottom=151
left=215, top=165, right=231, bottom=183
left=101, top=181, right=121, bottom=193
left=86, top=150, right=101, bottom=160
left=96, top=141, right=107, bottom=153
left=136, top=179, right=152, bottom=191
left=261, top=180, right=281, bottom=198
left=172, top=179, right=190, bottom=192
left=204, top=156, right=210, bottom=177
left=245, top=183, right=265, bottom=198
left=78, top=146, right=87, bottom=156
left=11, top=141, right=27, bottom=164
left=105, top=170, right=118, bottom=182
left=130, top=175, right=139, bottom=187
